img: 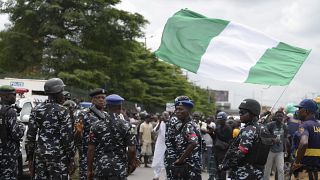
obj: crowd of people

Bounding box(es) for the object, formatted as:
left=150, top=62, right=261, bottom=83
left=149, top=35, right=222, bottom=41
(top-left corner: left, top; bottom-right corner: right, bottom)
left=1, top=78, right=320, bottom=180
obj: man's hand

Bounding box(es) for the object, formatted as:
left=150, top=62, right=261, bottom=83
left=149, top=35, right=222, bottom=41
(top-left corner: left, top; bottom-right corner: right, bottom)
left=130, top=157, right=141, bottom=167
left=68, top=161, right=76, bottom=175
left=174, top=158, right=186, bottom=165
left=218, top=164, right=228, bottom=171
left=28, top=161, right=34, bottom=177
left=87, top=171, right=94, bottom=180
left=128, top=157, right=141, bottom=174
left=292, top=162, right=303, bottom=171
left=74, top=120, right=84, bottom=137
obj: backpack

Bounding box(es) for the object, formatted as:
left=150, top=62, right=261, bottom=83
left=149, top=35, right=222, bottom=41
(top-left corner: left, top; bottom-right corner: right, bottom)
left=245, top=124, right=276, bottom=166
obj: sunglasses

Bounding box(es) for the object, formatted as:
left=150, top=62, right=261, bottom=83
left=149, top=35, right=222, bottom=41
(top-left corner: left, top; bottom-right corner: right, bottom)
left=239, top=109, right=250, bottom=116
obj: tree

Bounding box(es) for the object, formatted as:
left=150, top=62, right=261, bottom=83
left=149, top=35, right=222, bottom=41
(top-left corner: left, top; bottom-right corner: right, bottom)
left=0, top=0, right=215, bottom=115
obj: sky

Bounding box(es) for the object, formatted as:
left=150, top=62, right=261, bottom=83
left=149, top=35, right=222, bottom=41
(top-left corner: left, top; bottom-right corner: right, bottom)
left=1, top=0, right=319, bottom=109
left=116, top=0, right=320, bottom=109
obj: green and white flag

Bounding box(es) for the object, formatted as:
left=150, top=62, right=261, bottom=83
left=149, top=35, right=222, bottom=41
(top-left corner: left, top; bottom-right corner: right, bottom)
left=155, top=9, right=311, bottom=86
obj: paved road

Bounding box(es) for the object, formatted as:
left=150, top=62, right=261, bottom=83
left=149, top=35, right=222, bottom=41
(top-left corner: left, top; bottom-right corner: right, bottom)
left=128, top=167, right=209, bottom=180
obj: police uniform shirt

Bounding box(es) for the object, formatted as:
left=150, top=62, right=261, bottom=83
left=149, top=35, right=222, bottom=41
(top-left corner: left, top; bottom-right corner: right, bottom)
left=165, top=116, right=179, bottom=163
left=238, top=121, right=259, bottom=155
left=173, top=120, right=201, bottom=173
left=0, top=104, right=25, bottom=147
left=26, top=102, right=74, bottom=160
left=78, top=107, right=107, bottom=179
left=89, top=117, right=136, bottom=177
left=165, top=118, right=201, bottom=179
left=298, top=119, right=320, bottom=167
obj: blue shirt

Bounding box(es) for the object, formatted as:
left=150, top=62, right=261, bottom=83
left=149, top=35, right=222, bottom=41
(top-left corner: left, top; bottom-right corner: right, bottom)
left=287, top=118, right=300, bottom=137
left=298, top=119, right=320, bottom=167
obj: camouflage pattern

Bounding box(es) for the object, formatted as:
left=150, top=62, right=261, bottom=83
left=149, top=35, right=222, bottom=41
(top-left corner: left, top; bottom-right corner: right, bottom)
left=165, top=117, right=202, bottom=180
left=78, top=106, right=105, bottom=180
left=164, top=116, right=179, bottom=174
left=231, top=164, right=263, bottom=179
left=223, top=121, right=263, bottom=180
left=25, top=100, right=75, bottom=180
left=0, top=105, right=25, bottom=179
left=88, top=114, right=136, bottom=179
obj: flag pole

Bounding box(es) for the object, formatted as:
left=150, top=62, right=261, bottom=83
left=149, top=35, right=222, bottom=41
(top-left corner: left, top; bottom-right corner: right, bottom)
left=270, top=85, right=290, bottom=112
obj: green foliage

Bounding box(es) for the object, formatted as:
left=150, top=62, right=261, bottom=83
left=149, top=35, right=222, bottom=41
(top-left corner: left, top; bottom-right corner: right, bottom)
left=0, top=0, right=215, bottom=115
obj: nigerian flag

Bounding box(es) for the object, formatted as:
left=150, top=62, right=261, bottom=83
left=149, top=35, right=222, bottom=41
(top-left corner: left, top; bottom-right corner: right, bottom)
left=155, top=9, right=311, bottom=86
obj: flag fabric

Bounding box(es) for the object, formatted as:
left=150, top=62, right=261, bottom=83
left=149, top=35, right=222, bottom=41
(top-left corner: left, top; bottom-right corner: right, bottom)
left=155, top=9, right=311, bottom=86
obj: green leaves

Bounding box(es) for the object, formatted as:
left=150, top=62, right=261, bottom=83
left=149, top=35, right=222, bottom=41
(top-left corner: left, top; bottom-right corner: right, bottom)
left=0, top=0, right=215, bottom=114
left=58, top=69, right=110, bottom=89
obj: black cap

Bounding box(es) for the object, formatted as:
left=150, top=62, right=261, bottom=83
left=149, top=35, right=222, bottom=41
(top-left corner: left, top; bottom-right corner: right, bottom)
left=0, top=85, right=16, bottom=94
left=89, top=88, right=107, bottom=97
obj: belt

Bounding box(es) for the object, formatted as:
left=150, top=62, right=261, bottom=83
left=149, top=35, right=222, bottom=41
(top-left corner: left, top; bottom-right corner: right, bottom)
left=295, top=148, right=320, bottom=157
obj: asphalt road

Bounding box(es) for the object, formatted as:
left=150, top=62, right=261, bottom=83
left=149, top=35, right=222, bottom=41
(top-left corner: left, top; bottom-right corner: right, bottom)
left=128, top=166, right=209, bottom=180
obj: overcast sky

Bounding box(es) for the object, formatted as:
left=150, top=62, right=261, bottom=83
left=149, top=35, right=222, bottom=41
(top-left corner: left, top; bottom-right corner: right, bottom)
left=1, top=0, right=319, bottom=109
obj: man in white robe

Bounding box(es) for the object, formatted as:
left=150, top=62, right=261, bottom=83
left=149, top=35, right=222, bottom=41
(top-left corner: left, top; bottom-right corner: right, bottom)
left=151, top=112, right=168, bottom=180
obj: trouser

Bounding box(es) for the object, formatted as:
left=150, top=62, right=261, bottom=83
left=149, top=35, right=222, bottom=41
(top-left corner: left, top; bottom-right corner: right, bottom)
left=214, top=148, right=227, bottom=180
left=166, top=164, right=201, bottom=180
left=208, top=149, right=218, bottom=180
left=304, top=165, right=320, bottom=180
left=0, top=154, right=19, bottom=180
left=202, top=146, right=212, bottom=170
left=263, top=151, right=284, bottom=180
left=307, top=170, right=318, bottom=180
left=231, top=164, right=263, bottom=180
left=33, top=160, right=69, bottom=180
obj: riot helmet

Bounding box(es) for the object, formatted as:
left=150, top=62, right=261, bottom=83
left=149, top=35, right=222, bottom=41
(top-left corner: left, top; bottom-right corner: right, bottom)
left=239, top=99, right=261, bottom=116
left=44, top=78, right=65, bottom=94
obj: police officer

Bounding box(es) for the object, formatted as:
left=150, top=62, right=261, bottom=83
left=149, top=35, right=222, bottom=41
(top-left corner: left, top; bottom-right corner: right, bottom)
left=165, top=96, right=202, bottom=180
left=221, top=99, right=265, bottom=180
left=77, top=88, right=107, bottom=180
left=106, top=94, right=125, bottom=119
left=0, top=85, right=25, bottom=179
left=26, top=78, right=75, bottom=179
left=63, top=91, right=71, bottom=101
left=292, top=99, right=320, bottom=180
left=87, top=94, right=139, bottom=180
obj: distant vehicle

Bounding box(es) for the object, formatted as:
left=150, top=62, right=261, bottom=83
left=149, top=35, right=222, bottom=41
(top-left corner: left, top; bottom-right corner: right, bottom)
left=0, top=78, right=46, bottom=96
left=79, top=102, right=92, bottom=108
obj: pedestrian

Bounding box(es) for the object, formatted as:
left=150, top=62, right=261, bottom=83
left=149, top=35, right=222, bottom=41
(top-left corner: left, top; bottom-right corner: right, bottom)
left=77, top=88, right=107, bottom=180
left=165, top=95, right=202, bottom=180
left=263, top=111, right=288, bottom=180
left=220, top=99, right=272, bottom=180
left=213, top=112, right=233, bottom=180
left=139, top=114, right=154, bottom=168
left=292, top=99, right=320, bottom=180
left=0, top=85, right=25, bottom=180
left=200, top=117, right=215, bottom=172
left=87, top=94, right=140, bottom=180
left=151, top=111, right=168, bottom=180
left=25, top=78, right=75, bottom=179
